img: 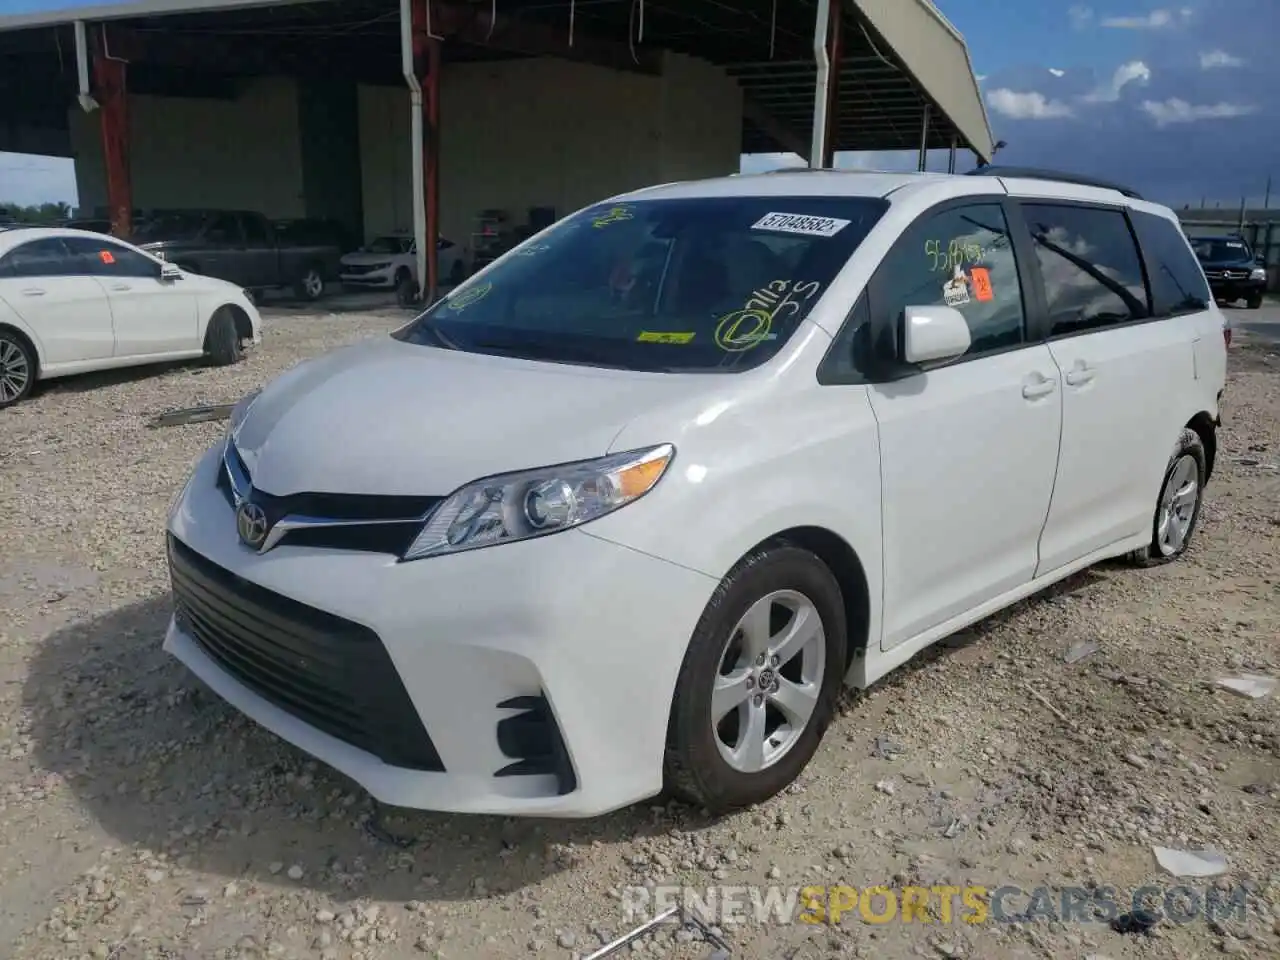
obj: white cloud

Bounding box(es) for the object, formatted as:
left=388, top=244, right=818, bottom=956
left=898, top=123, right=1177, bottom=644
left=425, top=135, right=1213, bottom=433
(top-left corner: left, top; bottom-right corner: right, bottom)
left=986, top=89, right=1075, bottom=120
left=1068, top=5, right=1094, bottom=29
left=1101, top=7, right=1191, bottom=28
left=1199, top=50, right=1244, bottom=69
left=1140, top=99, right=1258, bottom=125
left=1081, top=60, right=1151, bottom=103
left=1048, top=68, right=1066, bottom=77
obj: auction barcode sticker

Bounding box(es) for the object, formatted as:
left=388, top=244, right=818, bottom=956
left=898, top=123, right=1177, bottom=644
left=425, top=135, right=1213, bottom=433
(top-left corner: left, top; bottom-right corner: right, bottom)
left=751, top=212, right=851, bottom=237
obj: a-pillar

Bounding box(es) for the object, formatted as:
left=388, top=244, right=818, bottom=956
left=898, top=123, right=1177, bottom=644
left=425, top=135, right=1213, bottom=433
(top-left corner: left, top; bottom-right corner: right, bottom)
left=92, top=48, right=131, bottom=240
left=411, top=0, right=441, bottom=305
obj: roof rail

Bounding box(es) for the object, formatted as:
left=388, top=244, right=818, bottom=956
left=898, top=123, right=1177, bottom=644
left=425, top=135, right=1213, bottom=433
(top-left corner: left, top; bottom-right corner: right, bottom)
left=966, top=165, right=1143, bottom=200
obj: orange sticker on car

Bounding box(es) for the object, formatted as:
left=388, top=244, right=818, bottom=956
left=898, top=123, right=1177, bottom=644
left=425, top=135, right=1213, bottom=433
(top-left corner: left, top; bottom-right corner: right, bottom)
left=969, top=267, right=993, bottom=302
left=100, top=250, right=115, bottom=265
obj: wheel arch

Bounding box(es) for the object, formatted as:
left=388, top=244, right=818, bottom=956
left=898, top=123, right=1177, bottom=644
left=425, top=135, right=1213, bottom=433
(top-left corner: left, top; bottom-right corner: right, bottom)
left=741, top=525, right=871, bottom=673
left=1185, top=411, right=1217, bottom=482
left=0, top=321, right=42, bottom=379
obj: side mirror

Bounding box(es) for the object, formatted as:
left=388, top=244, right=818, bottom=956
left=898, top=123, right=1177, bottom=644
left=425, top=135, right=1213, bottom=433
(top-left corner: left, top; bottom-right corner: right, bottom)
left=1257, top=254, right=1267, bottom=266
left=901, top=305, right=971, bottom=364
left=159, top=261, right=183, bottom=281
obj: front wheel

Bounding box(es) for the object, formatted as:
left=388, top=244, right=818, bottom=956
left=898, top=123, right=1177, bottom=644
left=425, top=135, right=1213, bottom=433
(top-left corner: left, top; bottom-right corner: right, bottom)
left=294, top=265, right=325, bottom=301
left=664, top=544, right=847, bottom=815
left=203, top=307, right=244, bottom=367
left=1128, top=428, right=1206, bottom=567
left=1247, top=292, right=1263, bottom=309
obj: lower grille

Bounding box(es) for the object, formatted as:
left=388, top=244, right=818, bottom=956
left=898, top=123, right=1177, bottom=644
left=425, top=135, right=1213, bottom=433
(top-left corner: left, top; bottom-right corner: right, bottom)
left=168, top=535, right=443, bottom=771
left=495, top=694, right=576, bottom=795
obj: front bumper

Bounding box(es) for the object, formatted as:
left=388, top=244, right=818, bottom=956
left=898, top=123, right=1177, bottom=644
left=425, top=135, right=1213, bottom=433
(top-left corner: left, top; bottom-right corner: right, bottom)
left=339, top=267, right=396, bottom=288
left=164, top=445, right=717, bottom=817
left=1208, top=278, right=1265, bottom=301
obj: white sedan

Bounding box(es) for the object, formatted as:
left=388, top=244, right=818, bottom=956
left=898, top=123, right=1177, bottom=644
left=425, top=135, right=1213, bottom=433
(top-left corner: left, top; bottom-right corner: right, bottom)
left=339, top=233, right=468, bottom=300
left=0, top=226, right=261, bottom=409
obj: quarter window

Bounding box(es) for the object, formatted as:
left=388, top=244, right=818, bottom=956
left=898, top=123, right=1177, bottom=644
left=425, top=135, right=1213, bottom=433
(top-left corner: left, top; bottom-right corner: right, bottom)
left=873, top=202, right=1026, bottom=359
left=1128, top=211, right=1211, bottom=316
left=0, top=238, right=79, bottom=278
left=1021, top=204, right=1150, bottom=336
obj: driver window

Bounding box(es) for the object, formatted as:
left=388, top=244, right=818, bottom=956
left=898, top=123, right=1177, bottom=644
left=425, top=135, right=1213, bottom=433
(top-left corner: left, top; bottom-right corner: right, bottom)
left=876, top=202, right=1026, bottom=359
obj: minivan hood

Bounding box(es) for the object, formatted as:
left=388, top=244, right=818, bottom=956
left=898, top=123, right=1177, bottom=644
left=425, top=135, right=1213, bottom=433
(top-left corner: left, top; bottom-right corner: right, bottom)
left=232, top=338, right=710, bottom=497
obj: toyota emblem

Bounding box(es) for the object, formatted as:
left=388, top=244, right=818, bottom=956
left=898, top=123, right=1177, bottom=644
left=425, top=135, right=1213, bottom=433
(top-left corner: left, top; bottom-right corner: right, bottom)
left=236, top=501, right=269, bottom=549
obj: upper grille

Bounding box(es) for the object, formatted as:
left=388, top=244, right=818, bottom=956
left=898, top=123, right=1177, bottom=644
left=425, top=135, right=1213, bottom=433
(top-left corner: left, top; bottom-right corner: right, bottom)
left=168, top=534, right=444, bottom=771
left=217, top=443, right=441, bottom=555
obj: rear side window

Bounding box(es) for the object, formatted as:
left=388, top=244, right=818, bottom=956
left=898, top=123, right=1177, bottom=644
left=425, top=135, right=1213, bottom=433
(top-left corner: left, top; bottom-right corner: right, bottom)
left=1021, top=204, right=1150, bottom=336
left=1130, top=212, right=1211, bottom=316
left=0, top=238, right=78, bottom=278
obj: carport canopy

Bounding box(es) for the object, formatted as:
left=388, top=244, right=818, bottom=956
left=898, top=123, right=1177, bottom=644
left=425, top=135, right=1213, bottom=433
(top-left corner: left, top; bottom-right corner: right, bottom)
left=0, top=0, right=995, bottom=162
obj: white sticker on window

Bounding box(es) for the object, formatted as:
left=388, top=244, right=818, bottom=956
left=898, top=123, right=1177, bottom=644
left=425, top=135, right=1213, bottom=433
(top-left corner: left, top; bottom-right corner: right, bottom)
left=943, top=269, right=970, bottom=307
left=1225, top=241, right=1245, bottom=248
left=751, top=212, right=851, bottom=237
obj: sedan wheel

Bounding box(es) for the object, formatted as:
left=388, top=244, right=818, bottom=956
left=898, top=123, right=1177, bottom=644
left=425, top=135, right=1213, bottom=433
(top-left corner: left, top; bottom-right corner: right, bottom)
left=296, top=268, right=325, bottom=301
left=0, top=332, right=35, bottom=408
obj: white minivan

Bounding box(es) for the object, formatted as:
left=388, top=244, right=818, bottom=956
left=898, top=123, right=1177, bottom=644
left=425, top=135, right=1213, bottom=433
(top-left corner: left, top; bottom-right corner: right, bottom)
left=164, top=169, right=1227, bottom=818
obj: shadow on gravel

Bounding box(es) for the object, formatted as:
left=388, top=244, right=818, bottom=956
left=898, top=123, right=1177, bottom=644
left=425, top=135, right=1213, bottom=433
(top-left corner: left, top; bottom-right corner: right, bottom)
left=23, top=594, right=681, bottom=904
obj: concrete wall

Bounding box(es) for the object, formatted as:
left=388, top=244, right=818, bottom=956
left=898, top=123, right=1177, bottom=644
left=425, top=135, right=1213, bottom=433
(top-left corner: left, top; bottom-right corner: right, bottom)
left=71, top=76, right=305, bottom=217
left=71, top=52, right=743, bottom=249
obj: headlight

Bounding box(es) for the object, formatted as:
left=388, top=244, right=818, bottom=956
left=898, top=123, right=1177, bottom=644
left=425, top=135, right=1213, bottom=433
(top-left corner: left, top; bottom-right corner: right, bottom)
left=403, top=444, right=675, bottom=561
left=1250, top=267, right=1266, bottom=281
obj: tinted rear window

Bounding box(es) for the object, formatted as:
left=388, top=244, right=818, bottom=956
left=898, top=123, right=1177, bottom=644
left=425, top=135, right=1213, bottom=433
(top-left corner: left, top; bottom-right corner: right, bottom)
left=1131, top=212, right=1211, bottom=315
left=393, top=195, right=889, bottom=372
left=1189, top=237, right=1252, bottom=262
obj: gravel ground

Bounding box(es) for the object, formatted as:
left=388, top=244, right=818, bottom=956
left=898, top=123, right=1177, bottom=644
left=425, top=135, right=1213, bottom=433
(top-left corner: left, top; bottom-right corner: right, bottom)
left=0, top=307, right=1276, bottom=960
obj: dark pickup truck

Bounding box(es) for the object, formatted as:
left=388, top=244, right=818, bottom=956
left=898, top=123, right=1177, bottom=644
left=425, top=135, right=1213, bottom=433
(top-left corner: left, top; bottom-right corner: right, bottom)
left=134, top=210, right=343, bottom=301
left=1188, top=235, right=1268, bottom=309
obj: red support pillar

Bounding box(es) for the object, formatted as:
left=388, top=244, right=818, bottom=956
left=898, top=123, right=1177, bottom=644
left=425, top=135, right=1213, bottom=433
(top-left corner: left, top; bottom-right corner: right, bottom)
left=93, top=50, right=132, bottom=240
left=411, top=0, right=441, bottom=305
left=821, top=0, right=842, bottom=169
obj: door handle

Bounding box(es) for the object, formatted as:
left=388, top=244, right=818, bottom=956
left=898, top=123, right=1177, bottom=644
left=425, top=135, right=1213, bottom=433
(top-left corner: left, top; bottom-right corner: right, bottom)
left=20, top=288, right=45, bottom=296
left=1065, top=365, right=1095, bottom=386
left=108, top=283, right=131, bottom=292
left=1022, top=374, right=1057, bottom=400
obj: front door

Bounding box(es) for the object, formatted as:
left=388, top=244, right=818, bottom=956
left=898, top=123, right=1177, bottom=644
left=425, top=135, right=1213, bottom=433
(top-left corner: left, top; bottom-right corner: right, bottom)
left=865, top=199, right=1064, bottom=650
left=0, top=237, right=114, bottom=365
left=64, top=236, right=199, bottom=357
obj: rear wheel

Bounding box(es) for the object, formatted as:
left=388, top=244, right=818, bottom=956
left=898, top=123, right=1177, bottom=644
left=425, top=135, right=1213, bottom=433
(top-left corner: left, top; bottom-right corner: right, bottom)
left=203, top=307, right=244, bottom=366
left=1128, top=428, right=1206, bottom=567
left=0, top=329, right=36, bottom=409
left=294, top=265, right=325, bottom=301
left=664, top=544, right=847, bottom=814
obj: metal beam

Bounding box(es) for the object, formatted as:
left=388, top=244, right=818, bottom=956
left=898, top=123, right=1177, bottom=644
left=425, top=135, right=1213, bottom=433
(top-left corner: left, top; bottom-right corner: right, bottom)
left=426, top=1, right=661, bottom=76
left=743, top=96, right=809, bottom=160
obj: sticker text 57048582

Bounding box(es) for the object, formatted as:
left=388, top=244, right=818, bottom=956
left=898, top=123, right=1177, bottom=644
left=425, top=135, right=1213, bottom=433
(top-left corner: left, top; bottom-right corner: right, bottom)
left=751, top=213, right=851, bottom=238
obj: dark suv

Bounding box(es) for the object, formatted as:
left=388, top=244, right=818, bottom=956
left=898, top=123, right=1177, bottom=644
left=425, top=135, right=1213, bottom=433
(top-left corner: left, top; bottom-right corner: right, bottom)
left=1189, top=235, right=1267, bottom=309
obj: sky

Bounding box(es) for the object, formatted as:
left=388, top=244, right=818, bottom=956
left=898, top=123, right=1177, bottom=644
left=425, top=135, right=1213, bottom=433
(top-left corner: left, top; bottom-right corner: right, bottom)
left=1, top=0, right=1276, bottom=210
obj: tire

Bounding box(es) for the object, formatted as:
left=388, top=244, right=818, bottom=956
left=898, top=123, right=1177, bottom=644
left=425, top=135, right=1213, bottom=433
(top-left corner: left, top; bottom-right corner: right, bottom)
left=294, top=264, right=325, bottom=301
left=664, top=543, right=848, bottom=814
left=395, top=270, right=418, bottom=307
left=1127, top=427, right=1207, bottom=567
left=203, top=307, right=244, bottom=367
left=448, top=259, right=465, bottom=286
left=1247, top=292, right=1263, bottom=309
left=0, top=328, right=36, bottom=409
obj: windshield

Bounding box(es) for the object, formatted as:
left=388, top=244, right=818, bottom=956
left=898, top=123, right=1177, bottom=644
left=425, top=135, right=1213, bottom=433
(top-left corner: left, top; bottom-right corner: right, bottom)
left=392, top=195, right=887, bottom=372
left=366, top=236, right=412, bottom=254
left=1190, top=237, right=1252, bottom=263
left=134, top=212, right=212, bottom=241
